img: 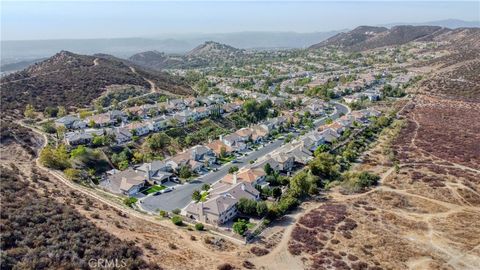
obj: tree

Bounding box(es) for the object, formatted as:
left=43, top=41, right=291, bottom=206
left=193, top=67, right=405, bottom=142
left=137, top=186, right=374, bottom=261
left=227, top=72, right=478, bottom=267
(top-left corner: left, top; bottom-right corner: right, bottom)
left=70, top=145, right=87, bottom=159
left=192, top=190, right=202, bottom=202
left=272, top=187, right=282, bottom=198
left=111, top=99, right=119, bottom=110
left=314, top=144, right=330, bottom=156
left=64, top=168, right=82, bottom=182
left=179, top=165, right=192, bottom=179
left=220, top=146, right=227, bottom=158
left=118, top=160, right=129, bottom=170
left=88, top=120, right=96, bottom=128
left=233, top=219, right=248, bottom=236
left=159, top=210, right=168, bottom=217
left=172, top=208, right=181, bottom=215
left=44, top=107, right=58, bottom=118
left=228, top=166, right=239, bottom=174
left=256, top=201, right=268, bottom=217
left=24, top=104, right=35, bottom=119
left=264, top=163, right=273, bottom=175
left=289, top=171, right=311, bottom=197
left=202, top=183, right=210, bottom=191
left=145, top=133, right=171, bottom=153
left=57, top=106, right=67, bottom=117
left=42, top=122, right=57, bottom=134
left=56, top=125, right=66, bottom=138
left=237, top=198, right=257, bottom=215
left=39, top=145, right=71, bottom=170
left=309, top=152, right=340, bottom=180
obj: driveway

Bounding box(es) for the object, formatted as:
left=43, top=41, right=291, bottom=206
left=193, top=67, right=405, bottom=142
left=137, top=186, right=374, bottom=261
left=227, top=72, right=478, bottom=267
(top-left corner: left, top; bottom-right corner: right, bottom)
left=139, top=102, right=349, bottom=212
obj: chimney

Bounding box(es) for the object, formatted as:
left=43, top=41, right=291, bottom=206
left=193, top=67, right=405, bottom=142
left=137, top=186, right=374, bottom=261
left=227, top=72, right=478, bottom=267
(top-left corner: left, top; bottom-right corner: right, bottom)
left=146, top=164, right=151, bottom=181
left=233, top=172, right=238, bottom=185
left=192, top=149, right=197, bottom=160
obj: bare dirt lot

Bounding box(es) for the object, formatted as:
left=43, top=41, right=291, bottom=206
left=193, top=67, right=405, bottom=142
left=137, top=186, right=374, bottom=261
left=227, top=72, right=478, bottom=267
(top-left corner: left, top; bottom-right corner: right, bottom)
left=263, top=96, right=480, bottom=270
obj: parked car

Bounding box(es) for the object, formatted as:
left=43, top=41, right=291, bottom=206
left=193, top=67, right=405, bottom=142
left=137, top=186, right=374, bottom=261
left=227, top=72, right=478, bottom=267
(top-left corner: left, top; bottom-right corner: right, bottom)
left=153, top=191, right=162, bottom=196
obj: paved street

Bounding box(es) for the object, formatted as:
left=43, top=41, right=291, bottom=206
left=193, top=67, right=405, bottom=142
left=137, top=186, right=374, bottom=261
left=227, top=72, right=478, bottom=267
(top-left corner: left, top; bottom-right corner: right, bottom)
left=139, top=102, right=349, bottom=212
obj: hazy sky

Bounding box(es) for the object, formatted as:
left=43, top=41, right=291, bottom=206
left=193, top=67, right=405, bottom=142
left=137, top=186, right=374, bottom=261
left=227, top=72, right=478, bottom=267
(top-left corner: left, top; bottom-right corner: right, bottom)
left=1, top=1, right=479, bottom=40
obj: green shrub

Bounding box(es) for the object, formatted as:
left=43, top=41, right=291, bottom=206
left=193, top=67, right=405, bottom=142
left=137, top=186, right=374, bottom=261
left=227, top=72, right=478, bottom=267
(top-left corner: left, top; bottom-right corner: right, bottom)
left=172, top=208, right=181, bottom=215
left=195, top=223, right=204, bottom=231
left=124, top=197, right=138, bottom=208
left=171, top=215, right=183, bottom=226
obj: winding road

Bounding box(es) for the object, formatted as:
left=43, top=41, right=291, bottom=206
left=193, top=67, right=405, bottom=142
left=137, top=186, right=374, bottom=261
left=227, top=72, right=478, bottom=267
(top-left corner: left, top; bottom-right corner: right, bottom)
left=140, top=102, right=349, bottom=212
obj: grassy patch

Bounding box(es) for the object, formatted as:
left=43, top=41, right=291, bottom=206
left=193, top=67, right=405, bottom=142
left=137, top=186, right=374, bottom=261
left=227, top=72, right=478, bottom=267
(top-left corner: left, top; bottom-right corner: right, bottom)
left=200, top=192, right=209, bottom=202
left=143, top=185, right=167, bottom=194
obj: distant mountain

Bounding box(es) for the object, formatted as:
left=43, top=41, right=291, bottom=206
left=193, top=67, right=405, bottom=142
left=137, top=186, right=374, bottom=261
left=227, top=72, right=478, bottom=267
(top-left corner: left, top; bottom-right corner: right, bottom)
left=0, top=58, right=47, bottom=75
left=1, top=31, right=340, bottom=64
left=309, top=25, right=448, bottom=51
left=0, top=51, right=192, bottom=117
left=130, top=41, right=247, bottom=70
left=383, top=19, right=480, bottom=29
left=129, top=50, right=185, bottom=70
left=186, top=41, right=244, bottom=58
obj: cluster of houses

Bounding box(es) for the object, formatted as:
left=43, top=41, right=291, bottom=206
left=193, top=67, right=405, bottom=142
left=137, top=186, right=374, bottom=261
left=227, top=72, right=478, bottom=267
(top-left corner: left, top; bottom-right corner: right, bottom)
left=56, top=96, right=243, bottom=146
left=182, top=108, right=382, bottom=225
left=343, top=88, right=382, bottom=104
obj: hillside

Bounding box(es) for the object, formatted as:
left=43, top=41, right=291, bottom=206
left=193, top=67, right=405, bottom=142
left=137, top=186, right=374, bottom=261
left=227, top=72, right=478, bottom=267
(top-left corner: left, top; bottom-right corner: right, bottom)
left=131, top=41, right=246, bottom=70
left=309, top=25, right=448, bottom=51
left=129, top=50, right=185, bottom=70
left=0, top=51, right=192, bottom=118
left=186, top=41, right=244, bottom=58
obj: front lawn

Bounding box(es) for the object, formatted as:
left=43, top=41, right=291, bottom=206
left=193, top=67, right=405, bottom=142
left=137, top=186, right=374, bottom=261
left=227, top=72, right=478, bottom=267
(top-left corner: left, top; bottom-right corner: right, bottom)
left=144, top=185, right=167, bottom=194
left=217, top=155, right=235, bottom=164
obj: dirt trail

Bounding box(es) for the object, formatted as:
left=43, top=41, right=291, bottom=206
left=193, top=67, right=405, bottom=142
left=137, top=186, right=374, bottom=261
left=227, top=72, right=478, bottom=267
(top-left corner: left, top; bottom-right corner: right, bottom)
left=13, top=120, right=244, bottom=266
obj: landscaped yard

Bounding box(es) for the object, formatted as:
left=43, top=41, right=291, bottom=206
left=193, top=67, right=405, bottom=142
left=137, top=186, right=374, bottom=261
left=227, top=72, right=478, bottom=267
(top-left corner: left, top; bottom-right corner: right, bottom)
left=200, top=191, right=209, bottom=202
left=217, top=155, right=235, bottom=164
left=143, top=185, right=167, bottom=194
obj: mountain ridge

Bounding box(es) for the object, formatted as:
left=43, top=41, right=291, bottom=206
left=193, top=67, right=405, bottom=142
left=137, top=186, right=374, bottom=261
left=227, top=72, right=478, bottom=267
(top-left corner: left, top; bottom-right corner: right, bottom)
left=0, top=51, right=192, bottom=118
left=308, top=25, right=462, bottom=51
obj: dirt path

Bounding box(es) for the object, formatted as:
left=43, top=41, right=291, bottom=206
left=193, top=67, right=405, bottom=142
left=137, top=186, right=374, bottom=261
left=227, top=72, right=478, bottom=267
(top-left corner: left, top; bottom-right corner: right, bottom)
left=14, top=120, right=243, bottom=265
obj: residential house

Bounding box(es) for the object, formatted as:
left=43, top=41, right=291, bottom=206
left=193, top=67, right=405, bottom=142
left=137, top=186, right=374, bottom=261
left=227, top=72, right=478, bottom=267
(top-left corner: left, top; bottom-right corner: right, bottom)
left=107, top=127, right=132, bottom=144
left=147, top=115, right=171, bottom=131
left=323, top=121, right=346, bottom=135
left=65, top=132, right=94, bottom=146
left=136, top=160, right=173, bottom=184
left=102, top=168, right=146, bottom=196
left=55, top=116, right=86, bottom=129
left=124, top=105, right=147, bottom=118
left=222, top=133, right=247, bottom=152
left=64, top=128, right=104, bottom=146
left=251, top=125, right=270, bottom=142
left=168, top=99, right=187, bottom=111
left=165, top=145, right=215, bottom=173
left=301, top=131, right=326, bottom=152
left=235, top=127, right=254, bottom=142
left=206, top=140, right=234, bottom=157
left=124, top=121, right=150, bottom=136
left=207, top=94, right=225, bottom=104
left=343, top=94, right=362, bottom=104
left=184, top=181, right=260, bottom=224
left=190, top=145, right=216, bottom=165
left=283, top=142, right=313, bottom=165
left=221, top=168, right=266, bottom=185
left=318, top=128, right=340, bottom=144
